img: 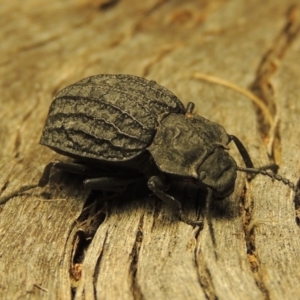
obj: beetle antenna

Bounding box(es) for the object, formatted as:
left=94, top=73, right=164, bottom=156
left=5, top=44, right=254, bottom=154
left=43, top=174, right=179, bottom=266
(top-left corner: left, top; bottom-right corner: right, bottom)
left=186, top=102, right=195, bottom=114
left=237, top=166, right=299, bottom=193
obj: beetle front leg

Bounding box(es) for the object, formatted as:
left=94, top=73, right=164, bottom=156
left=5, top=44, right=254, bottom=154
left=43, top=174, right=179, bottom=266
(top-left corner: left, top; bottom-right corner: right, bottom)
left=147, top=176, right=203, bottom=226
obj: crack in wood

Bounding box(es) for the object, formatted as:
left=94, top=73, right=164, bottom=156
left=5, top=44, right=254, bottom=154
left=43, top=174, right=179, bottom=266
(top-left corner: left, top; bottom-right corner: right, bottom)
left=97, top=0, right=120, bottom=10
left=294, top=177, right=300, bottom=227
left=93, top=230, right=109, bottom=299
left=240, top=183, right=272, bottom=299
left=0, top=180, right=9, bottom=194
left=130, top=215, right=145, bottom=300
left=75, top=193, right=107, bottom=239
left=194, top=228, right=217, bottom=300
left=70, top=193, right=107, bottom=295
left=237, top=7, right=300, bottom=297
left=141, top=44, right=181, bottom=77
left=250, top=4, right=300, bottom=162
left=12, top=104, right=38, bottom=159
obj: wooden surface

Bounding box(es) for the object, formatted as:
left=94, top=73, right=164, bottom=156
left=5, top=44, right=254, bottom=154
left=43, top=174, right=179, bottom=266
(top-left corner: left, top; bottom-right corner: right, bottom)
left=1, top=1, right=300, bottom=299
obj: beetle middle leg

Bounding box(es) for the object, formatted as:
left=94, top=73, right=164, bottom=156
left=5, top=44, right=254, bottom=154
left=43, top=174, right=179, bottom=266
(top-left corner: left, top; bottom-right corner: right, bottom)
left=148, top=176, right=203, bottom=226
left=83, top=177, right=144, bottom=192
left=39, top=160, right=144, bottom=191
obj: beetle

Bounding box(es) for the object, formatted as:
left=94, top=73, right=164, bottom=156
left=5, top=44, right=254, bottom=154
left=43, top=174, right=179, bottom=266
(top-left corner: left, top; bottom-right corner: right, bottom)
left=0, top=74, right=298, bottom=225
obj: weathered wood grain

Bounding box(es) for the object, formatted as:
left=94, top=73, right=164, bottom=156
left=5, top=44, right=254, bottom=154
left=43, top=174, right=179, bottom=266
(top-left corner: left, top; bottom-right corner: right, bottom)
left=0, top=1, right=299, bottom=299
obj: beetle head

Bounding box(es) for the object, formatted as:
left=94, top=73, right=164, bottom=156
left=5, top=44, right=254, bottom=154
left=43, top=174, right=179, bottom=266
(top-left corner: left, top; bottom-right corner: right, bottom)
left=197, top=147, right=237, bottom=198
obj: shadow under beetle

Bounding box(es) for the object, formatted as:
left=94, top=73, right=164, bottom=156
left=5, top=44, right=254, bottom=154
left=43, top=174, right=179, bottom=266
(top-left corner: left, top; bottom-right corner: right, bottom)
left=1, top=74, right=298, bottom=225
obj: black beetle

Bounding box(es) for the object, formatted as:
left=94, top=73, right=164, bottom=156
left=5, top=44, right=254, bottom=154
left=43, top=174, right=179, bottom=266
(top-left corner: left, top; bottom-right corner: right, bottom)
left=0, top=74, right=298, bottom=225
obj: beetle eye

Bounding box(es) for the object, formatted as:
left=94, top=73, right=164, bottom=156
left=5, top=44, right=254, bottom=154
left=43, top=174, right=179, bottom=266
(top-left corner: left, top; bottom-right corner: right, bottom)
left=199, top=171, right=206, bottom=181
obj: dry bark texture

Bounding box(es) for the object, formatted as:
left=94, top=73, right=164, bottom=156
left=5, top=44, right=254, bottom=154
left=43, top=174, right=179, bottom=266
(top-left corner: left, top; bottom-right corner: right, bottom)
left=1, top=1, right=300, bottom=299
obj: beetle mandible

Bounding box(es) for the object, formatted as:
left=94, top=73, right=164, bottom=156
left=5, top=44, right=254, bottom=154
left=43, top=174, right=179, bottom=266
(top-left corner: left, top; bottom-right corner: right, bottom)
left=0, top=74, right=298, bottom=225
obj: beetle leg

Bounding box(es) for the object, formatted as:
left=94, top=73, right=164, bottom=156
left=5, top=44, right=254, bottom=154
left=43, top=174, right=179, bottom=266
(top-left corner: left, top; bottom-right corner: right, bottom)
left=38, top=160, right=144, bottom=192
left=38, top=160, right=120, bottom=187
left=0, top=160, right=81, bottom=204
left=147, top=176, right=203, bottom=226
left=38, top=160, right=99, bottom=187
left=0, top=160, right=80, bottom=203
left=0, top=161, right=77, bottom=203
left=147, top=176, right=179, bottom=208
left=204, top=188, right=216, bottom=245
left=83, top=177, right=142, bottom=192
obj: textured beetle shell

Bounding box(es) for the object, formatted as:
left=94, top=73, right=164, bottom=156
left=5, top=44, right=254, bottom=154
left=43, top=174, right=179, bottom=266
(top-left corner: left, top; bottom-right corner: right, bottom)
left=40, top=74, right=185, bottom=161
left=148, top=113, right=230, bottom=178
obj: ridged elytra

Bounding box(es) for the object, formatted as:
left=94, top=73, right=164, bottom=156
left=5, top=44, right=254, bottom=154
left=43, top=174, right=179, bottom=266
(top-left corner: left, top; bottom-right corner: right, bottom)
left=0, top=74, right=298, bottom=225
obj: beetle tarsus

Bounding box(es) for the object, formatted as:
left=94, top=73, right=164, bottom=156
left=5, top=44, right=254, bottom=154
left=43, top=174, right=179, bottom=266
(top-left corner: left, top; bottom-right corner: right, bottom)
left=178, top=209, right=203, bottom=227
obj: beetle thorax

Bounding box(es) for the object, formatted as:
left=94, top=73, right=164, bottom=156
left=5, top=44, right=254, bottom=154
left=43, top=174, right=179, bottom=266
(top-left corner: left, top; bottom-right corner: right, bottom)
left=147, top=112, right=235, bottom=193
